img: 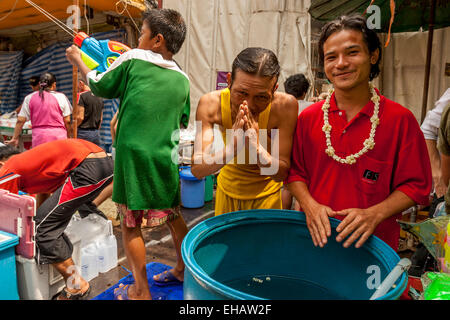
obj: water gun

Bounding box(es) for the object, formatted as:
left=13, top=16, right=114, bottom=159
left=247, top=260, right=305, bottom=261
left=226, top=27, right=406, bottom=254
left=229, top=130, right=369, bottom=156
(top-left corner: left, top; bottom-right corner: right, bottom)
left=74, top=32, right=132, bottom=73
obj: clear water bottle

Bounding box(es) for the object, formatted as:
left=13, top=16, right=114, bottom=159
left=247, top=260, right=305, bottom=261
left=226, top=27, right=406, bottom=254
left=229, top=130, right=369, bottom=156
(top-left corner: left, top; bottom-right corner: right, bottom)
left=95, top=237, right=109, bottom=273
left=105, top=234, right=118, bottom=271
left=81, top=243, right=98, bottom=281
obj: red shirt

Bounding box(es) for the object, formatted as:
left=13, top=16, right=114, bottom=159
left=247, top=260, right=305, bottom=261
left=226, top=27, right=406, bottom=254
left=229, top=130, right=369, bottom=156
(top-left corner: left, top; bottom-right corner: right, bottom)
left=0, top=139, right=103, bottom=194
left=286, top=90, right=432, bottom=250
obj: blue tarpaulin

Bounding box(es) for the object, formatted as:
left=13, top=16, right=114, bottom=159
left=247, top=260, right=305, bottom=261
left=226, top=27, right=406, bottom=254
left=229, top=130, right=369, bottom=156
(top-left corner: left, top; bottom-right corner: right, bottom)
left=92, top=262, right=183, bottom=300
left=0, top=51, right=23, bottom=113
left=1, top=29, right=126, bottom=151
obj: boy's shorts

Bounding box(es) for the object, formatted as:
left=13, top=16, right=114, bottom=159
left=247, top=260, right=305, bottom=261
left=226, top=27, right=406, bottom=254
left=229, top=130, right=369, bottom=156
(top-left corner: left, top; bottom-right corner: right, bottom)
left=117, top=204, right=181, bottom=228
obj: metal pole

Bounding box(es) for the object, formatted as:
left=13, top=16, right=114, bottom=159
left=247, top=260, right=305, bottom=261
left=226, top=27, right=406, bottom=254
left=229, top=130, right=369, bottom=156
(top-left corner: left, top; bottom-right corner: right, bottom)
left=420, top=0, right=436, bottom=124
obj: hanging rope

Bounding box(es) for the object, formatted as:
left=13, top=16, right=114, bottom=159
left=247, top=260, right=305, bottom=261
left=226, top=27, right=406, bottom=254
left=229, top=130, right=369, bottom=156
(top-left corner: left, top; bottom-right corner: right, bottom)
left=115, top=0, right=140, bottom=32
left=384, top=0, right=396, bottom=47
left=363, top=0, right=396, bottom=48
left=0, top=0, right=19, bottom=23
left=25, top=0, right=77, bottom=38
left=84, top=0, right=90, bottom=34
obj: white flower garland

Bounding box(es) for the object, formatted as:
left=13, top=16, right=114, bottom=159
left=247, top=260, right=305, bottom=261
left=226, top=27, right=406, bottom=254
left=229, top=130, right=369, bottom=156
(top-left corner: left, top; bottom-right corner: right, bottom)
left=322, top=83, right=380, bottom=165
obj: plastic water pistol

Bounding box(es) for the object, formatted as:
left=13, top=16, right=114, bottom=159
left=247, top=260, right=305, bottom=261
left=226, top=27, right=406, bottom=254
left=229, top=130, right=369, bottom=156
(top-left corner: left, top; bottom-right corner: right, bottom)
left=74, top=32, right=132, bottom=73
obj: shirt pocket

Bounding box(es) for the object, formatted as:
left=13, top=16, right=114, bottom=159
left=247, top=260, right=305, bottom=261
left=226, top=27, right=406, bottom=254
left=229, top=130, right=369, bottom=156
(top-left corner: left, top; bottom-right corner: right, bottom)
left=356, top=155, right=393, bottom=201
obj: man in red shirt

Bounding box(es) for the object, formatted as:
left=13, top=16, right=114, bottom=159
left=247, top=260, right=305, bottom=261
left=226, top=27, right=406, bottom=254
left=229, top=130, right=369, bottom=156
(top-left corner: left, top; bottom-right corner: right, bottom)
left=286, top=14, right=432, bottom=251
left=0, top=139, right=113, bottom=299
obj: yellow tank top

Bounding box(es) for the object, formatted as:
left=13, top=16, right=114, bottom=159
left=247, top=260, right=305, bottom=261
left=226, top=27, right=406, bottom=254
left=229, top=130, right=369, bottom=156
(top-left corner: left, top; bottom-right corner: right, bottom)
left=217, top=88, right=282, bottom=200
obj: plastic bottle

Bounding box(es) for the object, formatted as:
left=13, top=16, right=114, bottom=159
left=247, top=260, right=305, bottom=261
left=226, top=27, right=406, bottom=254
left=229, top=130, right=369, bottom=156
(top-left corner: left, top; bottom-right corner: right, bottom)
left=81, top=243, right=98, bottom=281
left=444, top=222, right=450, bottom=273
left=105, top=234, right=118, bottom=272
left=95, top=237, right=108, bottom=273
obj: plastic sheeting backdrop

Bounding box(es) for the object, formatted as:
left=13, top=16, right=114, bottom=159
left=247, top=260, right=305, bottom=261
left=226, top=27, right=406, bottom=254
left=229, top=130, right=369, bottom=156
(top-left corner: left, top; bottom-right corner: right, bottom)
left=0, top=29, right=126, bottom=150
left=0, top=51, right=23, bottom=113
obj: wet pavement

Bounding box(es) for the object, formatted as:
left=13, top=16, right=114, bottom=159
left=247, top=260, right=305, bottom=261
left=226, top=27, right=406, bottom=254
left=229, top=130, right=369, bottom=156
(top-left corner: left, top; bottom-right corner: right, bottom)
left=88, top=199, right=215, bottom=298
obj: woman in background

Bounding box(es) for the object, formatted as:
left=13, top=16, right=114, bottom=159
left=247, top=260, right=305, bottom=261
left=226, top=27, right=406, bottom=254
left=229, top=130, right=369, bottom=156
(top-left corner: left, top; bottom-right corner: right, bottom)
left=8, top=72, right=72, bottom=148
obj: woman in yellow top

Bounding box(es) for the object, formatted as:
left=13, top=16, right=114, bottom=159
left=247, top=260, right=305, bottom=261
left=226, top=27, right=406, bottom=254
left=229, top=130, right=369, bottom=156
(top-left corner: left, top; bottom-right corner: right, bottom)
left=192, top=47, right=298, bottom=215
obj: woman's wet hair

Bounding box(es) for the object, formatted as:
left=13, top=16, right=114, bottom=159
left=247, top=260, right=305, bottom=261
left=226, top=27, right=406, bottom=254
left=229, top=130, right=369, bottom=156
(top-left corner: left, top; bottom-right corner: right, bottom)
left=231, top=47, right=280, bottom=87
left=318, top=14, right=382, bottom=81
left=39, top=72, right=57, bottom=99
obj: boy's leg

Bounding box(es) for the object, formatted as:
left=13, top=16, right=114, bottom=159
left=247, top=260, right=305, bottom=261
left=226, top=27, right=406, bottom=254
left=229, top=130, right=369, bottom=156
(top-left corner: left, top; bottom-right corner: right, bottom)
left=153, top=214, right=188, bottom=282
left=93, top=180, right=113, bottom=207
left=117, top=207, right=151, bottom=300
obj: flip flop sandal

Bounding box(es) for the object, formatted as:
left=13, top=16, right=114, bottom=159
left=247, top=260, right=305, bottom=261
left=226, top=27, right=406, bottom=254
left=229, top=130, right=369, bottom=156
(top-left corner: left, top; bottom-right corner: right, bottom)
left=153, top=270, right=183, bottom=287
left=114, top=284, right=166, bottom=300
left=54, top=286, right=91, bottom=300
left=114, top=284, right=132, bottom=300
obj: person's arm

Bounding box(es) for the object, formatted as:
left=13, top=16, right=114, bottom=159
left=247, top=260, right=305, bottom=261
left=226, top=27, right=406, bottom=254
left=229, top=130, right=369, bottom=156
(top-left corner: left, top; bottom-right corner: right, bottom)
left=288, top=180, right=336, bottom=247
left=246, top=94, right=298, bottom=182
left=6, top=116, right=27, bottom=147
left=64, top=115, right=73, bottom=138
left=191, top=92, right=246, bottom=179
left=425, top=139, right=446, bottom=197
left=110, top=111, right=118, bottom=142
left=286, top=111, right=336, bottom=248
left=66, top=45, right=92, bottom=85
left=76, top=106, right=85, bottom=127
left=14, top=105, right=22, bottom=114
left=334, top=191, right=415, bottom=248
left=99, top=105, right=104, bottom=129
left=337, top=113, right=432, bottom=248
left=66, top=45, right=128, bottom=99
left=441, top=153, right=450, bottom=189
left=438, top=105, right=450, bottom=190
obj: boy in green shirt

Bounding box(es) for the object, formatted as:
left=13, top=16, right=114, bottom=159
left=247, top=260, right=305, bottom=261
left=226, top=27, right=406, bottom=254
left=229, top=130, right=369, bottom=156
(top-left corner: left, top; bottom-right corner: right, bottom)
left=66, top=9, right=190, bottom=300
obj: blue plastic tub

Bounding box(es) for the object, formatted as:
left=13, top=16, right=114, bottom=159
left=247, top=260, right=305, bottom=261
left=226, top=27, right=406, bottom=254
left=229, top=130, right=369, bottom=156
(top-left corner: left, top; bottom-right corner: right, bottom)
left=182, top=210, right=408, bottom=300
left=179, top=166, right=205, bottom=208
left=0, top=230, right=19, bottom=300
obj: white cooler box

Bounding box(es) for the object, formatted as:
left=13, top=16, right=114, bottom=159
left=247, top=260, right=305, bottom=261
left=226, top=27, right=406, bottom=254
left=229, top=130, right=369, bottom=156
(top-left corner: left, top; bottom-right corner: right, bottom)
left=15, top=234, right=81, bottom=300
left=16, top=214, right=118, bottom=300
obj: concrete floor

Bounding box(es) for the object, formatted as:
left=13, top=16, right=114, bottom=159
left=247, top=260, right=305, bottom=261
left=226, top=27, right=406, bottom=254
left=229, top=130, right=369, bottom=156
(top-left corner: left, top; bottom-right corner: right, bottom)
left=88, top=199, right=215, bottom=298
